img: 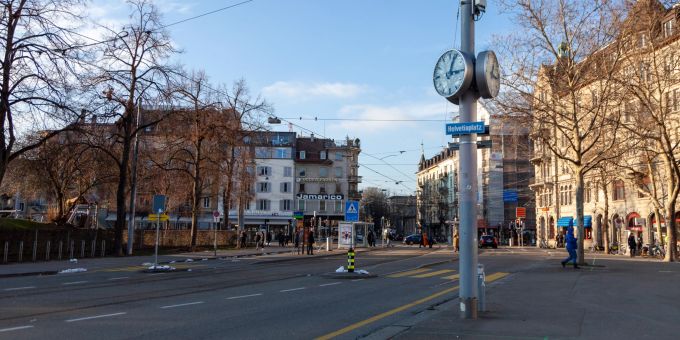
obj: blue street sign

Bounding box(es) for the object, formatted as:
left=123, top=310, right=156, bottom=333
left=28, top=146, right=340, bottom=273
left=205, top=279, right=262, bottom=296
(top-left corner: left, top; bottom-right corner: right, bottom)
left=345, top=200, right=359, bottom=222
left=445, top=121, right=485, bottom=135
left=152, top=195, right=166, bottom=214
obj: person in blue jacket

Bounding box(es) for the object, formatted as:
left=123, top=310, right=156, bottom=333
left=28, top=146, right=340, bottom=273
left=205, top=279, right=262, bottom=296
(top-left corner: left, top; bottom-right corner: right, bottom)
left=561, top=223, right=580, bottom=269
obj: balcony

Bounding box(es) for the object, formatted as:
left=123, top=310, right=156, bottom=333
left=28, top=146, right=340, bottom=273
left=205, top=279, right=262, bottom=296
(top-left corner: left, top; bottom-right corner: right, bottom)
left=348, top=175, right=362, bottom=183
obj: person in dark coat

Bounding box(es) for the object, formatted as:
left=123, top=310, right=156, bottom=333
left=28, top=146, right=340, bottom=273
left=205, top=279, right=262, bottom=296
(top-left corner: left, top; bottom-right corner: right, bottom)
left=367, top=230, right=375, bottom=247
left=307, top=231, right=315, bottom=255
left=561, top=225, right=579, bottom=269
left=240, top=231, right=247, bottom=248
left=628, top=233, right=637, bottom=257
left=294, top=231, right=301, bottom=254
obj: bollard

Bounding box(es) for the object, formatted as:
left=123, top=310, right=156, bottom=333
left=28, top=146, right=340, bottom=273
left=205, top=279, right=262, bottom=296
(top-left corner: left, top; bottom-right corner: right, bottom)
left=32, top=236, right=37, bottom=262
left=46, top=241, right=51, bottom=261
left=326, top=237, right=330, bottom=252
left=347, top=247, right=355, bottom=273
left=18, top=241, right=24, bottom=262
left=477, top=264, right=486, bottom=312
left=3, top=241, right=8, bottom=263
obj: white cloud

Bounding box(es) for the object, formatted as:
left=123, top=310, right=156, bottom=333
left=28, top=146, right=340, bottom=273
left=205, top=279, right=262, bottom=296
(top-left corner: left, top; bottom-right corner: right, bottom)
left=263, top=81, right=367, bottom=100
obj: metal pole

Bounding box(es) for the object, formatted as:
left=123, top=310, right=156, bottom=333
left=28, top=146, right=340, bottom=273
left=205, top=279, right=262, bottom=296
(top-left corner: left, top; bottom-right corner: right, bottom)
left=214, top=220, right=217, bottom=258
left=154, top=212, right=160, bottom=268
left=459, top=0, right=479, bottom=319
left=127, top=100, right=142, bottom=255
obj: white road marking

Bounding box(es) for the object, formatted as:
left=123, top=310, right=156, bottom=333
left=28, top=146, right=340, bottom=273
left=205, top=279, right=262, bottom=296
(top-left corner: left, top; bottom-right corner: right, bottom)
left=0, top=325, right=34, bottom=332
left=280, top=287, right=306, bottom=292
left=62, top=281, right=88, bottom=285
left=160, top=301, right=204, bottom=309
left=226, top=293, right=262, bottom=300
left=659, top=270, right=673, bottom=273
left=3, top=286, right=36, bottom=291
left=351, top=279, right=365, bottom=282
left=108, top=276, right=129, bottom=280
left=319, top=282, right=341, bottom=287
left=65, top=312, right=126, bottom=323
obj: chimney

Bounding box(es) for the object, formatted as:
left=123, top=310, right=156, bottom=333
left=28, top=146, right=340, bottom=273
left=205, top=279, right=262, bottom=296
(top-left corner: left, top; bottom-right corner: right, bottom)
left=310, top=133, right=315, bottom=142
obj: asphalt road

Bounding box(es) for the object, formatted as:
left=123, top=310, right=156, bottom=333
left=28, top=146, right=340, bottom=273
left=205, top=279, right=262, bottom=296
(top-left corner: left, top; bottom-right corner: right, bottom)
left=0, top=246, right=541, bottom=340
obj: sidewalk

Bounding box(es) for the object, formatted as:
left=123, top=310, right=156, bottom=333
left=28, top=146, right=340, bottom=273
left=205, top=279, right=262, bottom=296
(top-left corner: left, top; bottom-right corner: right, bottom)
left=395, top=254, right=680, bottom=339
left=0, top=244, right=364, bottom=278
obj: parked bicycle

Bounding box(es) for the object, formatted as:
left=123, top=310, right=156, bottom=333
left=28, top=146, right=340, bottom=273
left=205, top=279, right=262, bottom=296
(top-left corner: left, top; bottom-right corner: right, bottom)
left=649, top=244, right=665, bottom=259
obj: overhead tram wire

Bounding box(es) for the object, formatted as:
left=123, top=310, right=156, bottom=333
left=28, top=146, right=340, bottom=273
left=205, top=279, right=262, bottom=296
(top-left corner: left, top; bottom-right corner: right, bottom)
left=279, top=117, right=449, bottom=122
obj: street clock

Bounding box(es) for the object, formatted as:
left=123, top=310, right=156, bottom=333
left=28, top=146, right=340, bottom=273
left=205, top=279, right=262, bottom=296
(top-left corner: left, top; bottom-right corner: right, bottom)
left=475, top=50, right=500, bottom=99
left=433, top=49, right=474, bottom=103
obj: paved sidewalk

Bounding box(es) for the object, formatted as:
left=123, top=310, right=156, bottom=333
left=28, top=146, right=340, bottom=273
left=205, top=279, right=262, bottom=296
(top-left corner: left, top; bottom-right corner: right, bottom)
left=395, top=253, right=680, bottom=339
left=0, top=244, right=366, bottom=277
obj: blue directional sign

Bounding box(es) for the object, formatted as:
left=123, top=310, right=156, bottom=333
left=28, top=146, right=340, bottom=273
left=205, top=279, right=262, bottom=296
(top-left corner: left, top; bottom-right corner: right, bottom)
left=345, top=200, right=359, bottom=222
left=445, top=121, right=485, bottom=135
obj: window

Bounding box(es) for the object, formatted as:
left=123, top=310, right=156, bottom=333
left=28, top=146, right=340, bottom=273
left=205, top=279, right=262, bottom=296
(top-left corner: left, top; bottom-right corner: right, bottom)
left=638, top=32, right=648, bottom=48
left=257, top=199, right=271, bottom=211
left=280, top=199, right=292, bottom=211
left=639, top=62, right=650, bottom=83
left=335, top=183, right=342, bottom=193
left=320, top=151, right=327, bottom=159
left=298, top=199, right=306, bottom=211
left=591, top=91, right=599, bottom=108
left=319, top=184, right=326, bottom=194
left=257, top=166, right=271, bottom=176
left=568, top=185, right=572, bottom=205
left=663, top=19, right=674, bottom=38
left=319, top=200, right=326, bottom=212
left=284, top=166, right=293, bottom=177
left=281, top=182, right=291, bottom=193
left=335, top=200, right=342, bottom=212
left=334, top=167, right=343, bottom=177
left=335, top=152, right=344, bottom=161
left=585, top=183, right=591, bottom=203
left=299, top=151, right=306, bottom=159
left=255, top=147, right=271, bottom=158
left=613, top=180, right=625, bottom=201
left=299, top=183, right=305, bottom=193
left=275, top=148, right=291, bottom=159
left=673, top=89, right=679, bottom=112
left=257, top=182, right=270, bottom=193
left=298, top=167, right=306, bottom=177
left=319, top=167, right=328, bottom=178
left=203, top=197, right=210, bottom=208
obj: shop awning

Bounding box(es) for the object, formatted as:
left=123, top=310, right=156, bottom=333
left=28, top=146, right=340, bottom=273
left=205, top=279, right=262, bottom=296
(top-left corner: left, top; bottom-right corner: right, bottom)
left=579, top=215, right=592, bottom=228
left=557, top=217, right=573, bottom=227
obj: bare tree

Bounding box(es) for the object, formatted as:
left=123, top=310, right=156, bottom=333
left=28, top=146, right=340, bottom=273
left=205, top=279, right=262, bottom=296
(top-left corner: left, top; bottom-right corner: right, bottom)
left=215, top=79, right=268, bottom=240
left=0, top=0, right=89, bottom=188
left=611, top=0, right=680, bottom=261
left=497, top=0, right=628, bottom=264
left=86, top=0, right=177, bottom=255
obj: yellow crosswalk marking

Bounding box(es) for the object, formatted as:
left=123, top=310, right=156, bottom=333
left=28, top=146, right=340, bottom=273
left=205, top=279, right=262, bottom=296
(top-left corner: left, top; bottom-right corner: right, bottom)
left=485, top=272, right=509, bottom=282
left=442, top=273, right=460, bottom=280
left=412, top=269, right=455, bottom=278
left=387, top=268, right=430, bottom=278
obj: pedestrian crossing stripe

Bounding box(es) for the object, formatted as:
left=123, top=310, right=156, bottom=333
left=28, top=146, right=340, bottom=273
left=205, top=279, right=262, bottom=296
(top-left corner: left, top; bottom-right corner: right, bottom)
left=412, top=269, right=455, bottom=278
left=99, top=263, right=206, bottom=272
left=441, top=274, right=460, bottom=280
left=387, top=268, right=431, bottom=278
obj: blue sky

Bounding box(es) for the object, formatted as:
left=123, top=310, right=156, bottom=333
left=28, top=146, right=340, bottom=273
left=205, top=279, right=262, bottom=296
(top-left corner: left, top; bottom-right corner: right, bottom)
left=91, top=0, right=512, bottom=195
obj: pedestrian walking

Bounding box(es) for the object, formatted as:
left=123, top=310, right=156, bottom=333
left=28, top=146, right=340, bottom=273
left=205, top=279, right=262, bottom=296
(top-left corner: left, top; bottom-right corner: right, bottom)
left=367, top=230, right=374, bottom=247
left=560, top=225, right=579, bottom=269
left=628, top=233, right=637, bottom=257
left=240, top=231, right=247, bottom=249
left=294, top=231, right=301, bottom=254
left=307, top=231, right=315, bottom=255
left=637, top=235, right=643, bottom=254
left=266, top=231, right=272, bottom=246
left=255, top=231, right=262, bottom=251
left=454, top=233, right=460, bottom=252
left=419, top=231, right=425, bottom=248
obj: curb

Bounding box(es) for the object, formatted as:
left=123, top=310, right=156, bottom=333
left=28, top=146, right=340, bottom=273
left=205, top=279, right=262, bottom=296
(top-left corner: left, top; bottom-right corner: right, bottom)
left=321, top=271, right=378, bottom=279
left=0, top=270, right=58, bottom=278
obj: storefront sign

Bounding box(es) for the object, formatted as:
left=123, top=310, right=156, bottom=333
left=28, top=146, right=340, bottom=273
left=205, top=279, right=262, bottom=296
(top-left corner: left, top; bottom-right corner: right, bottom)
left=296, top=194, right=344, bottom=200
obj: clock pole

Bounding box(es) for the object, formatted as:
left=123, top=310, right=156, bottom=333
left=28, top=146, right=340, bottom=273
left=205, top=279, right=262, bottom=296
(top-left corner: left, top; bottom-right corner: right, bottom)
left=458, top=0, right=479, bottom=320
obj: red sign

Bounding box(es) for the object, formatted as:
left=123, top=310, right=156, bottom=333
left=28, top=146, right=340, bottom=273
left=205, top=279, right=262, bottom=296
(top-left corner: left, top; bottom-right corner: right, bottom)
left=516, top=207, right=526, bottom=219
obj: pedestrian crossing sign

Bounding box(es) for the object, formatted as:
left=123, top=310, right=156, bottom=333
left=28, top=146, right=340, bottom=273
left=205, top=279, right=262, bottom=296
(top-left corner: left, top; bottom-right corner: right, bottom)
left=345, top=200, right=359, bottom=222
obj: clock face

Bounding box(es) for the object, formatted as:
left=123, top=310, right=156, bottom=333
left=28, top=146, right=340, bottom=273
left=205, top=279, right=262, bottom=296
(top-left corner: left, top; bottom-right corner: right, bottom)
left=485, top=51, right=500, bottom=97
left=433, top=50, right=469, bottom=98
left=476, top=50, right=500, bottom=99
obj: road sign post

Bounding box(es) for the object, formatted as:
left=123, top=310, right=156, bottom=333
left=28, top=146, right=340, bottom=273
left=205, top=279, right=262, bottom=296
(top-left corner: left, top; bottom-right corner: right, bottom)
left=213, top=211, right=220, bottom=257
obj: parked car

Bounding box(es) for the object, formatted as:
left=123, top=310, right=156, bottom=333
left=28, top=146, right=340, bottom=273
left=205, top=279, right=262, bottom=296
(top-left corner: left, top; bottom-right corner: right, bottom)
left=403, top=234, right=436, bottom=245
left=479, top=235, right=498, bottom=249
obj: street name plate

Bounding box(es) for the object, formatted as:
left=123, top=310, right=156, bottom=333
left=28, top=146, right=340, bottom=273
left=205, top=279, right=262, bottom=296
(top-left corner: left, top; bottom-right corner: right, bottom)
left=445, top=121, right=485, bottom=135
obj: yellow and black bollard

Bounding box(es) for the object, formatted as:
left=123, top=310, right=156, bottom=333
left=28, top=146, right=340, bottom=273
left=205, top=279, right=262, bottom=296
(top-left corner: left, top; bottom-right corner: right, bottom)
left=347, top=247, right=355, bottom=273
